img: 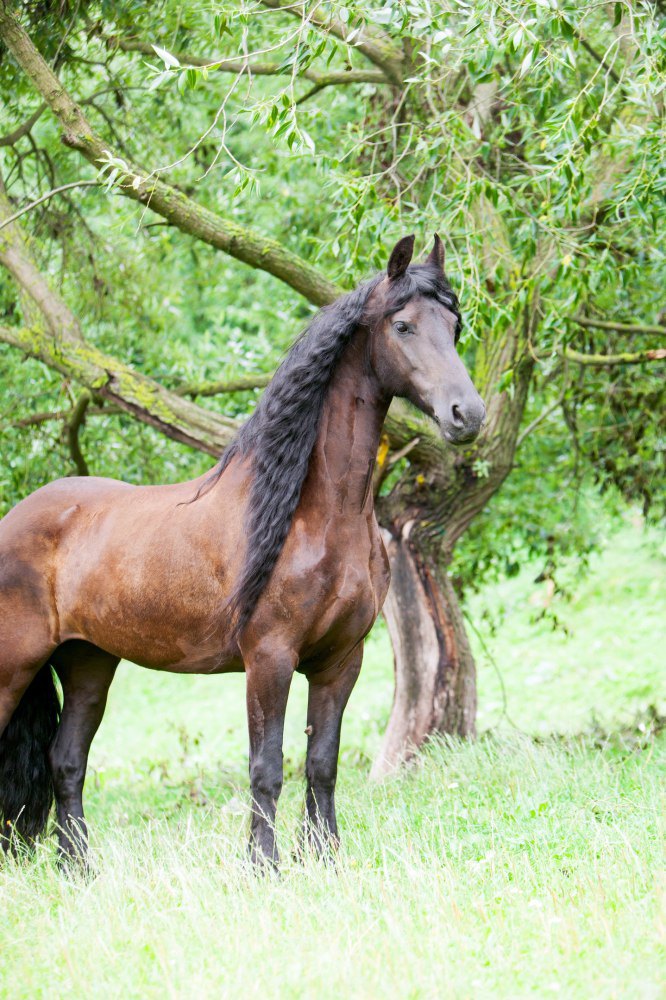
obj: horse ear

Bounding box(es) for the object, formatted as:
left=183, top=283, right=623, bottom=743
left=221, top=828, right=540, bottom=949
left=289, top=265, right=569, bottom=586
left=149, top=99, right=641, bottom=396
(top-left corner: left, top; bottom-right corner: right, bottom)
left=387, top=234, right=415, bottom=281
left=425, top=233, right=445, bottom=271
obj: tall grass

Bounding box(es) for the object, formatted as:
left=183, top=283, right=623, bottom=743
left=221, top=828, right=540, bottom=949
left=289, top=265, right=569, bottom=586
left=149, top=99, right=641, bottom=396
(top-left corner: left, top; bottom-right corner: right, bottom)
left=1, top=521, right=664, bottom=998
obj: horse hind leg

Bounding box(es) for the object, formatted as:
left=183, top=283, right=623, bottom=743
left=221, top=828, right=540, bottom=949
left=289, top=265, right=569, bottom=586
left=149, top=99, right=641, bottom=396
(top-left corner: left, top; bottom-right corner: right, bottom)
left=0, top=659, right=60, bottom=850
left=49, top=641, right=118, bottom=865
left=0, top=608, right=60, bottom=849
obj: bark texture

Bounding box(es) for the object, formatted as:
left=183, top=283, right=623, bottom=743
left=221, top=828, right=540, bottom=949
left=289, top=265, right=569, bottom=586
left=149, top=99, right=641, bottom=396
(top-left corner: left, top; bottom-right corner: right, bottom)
left=371, top=528, right=476, bottom=779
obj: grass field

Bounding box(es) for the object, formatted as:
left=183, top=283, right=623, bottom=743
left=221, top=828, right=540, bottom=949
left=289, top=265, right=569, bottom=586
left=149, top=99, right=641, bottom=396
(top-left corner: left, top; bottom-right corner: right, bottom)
left=1, top=519, right=664, bottom=998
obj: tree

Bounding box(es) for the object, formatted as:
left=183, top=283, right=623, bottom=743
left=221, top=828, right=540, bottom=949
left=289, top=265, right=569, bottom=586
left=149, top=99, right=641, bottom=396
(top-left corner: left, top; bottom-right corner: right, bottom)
left=1, top=0, right=664, bottom=774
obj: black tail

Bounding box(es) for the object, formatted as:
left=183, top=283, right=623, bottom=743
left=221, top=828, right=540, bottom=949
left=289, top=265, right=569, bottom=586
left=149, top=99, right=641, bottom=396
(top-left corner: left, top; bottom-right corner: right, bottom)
left=0, top=665, right=61, bottom=847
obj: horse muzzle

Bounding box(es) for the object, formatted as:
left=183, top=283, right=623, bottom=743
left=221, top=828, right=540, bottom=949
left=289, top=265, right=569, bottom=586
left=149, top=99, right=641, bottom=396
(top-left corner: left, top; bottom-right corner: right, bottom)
left=436, top=394, right=486, bottom=445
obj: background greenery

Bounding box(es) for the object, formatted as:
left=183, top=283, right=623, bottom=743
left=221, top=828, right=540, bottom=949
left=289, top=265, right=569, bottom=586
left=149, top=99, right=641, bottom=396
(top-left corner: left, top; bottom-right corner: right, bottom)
left=1, top=0, right=664, bottom=587
left=1, top=1, right=665, bottom=995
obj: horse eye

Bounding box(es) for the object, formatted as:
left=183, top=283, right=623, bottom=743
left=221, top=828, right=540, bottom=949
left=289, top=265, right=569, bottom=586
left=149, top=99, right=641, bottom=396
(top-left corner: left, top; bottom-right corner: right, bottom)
left=393, top=320, right=412, bottom=336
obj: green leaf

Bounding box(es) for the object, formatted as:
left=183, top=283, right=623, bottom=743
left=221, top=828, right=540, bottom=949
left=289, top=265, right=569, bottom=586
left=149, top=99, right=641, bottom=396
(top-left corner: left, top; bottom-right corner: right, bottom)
left=214, top=13, right=230, bottom=36
left=497, top=368, right=514, bottom=394
left=148, top=70, right=169, bottom=92
left=559, top=18, right=574, bottom=41
left=301, top=129, right=315, bottom=154
left=104, top=167, right=119, bottom=192
left=520, top=49, right=534, bottom=77
left=151, top=44, right=180, bottom=69
left=366, top=6, right=393, bottom=25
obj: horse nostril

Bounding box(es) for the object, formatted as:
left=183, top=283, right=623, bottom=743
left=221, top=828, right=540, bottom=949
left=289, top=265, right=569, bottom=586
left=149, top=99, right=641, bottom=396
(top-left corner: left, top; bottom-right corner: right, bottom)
left=451, top=404, right=464, bottom=426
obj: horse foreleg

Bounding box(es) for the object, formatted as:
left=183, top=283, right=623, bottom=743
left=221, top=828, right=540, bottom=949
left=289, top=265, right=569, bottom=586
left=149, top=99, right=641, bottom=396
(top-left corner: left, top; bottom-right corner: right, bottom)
left=49, top=642, right=118, bottom=865
left=303, top=643, right=363, bottom=857
left=244, top=648, right=295, bottom=868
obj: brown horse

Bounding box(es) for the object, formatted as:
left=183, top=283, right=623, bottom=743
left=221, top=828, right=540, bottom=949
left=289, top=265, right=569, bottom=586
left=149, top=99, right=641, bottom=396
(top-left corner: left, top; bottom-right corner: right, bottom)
left=0, top=235, right=484, bottom=866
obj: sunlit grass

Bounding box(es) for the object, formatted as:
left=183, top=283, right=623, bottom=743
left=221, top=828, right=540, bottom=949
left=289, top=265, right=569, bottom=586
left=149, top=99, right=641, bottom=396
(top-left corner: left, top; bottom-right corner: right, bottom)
left=470, top=518, right=665, bottom=736
left=1, top=519, right=664, bottom=998
left=2, top=734, right=664, bottom=999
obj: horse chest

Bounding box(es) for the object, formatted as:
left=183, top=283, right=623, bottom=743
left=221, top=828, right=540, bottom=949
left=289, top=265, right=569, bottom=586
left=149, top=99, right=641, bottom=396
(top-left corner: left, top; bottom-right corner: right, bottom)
left=269, top=511, right=390, bottom=657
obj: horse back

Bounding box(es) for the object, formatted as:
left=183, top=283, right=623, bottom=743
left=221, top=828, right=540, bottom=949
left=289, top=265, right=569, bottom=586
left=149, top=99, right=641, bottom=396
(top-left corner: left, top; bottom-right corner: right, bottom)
left=0, top=473, right=245, bottom=669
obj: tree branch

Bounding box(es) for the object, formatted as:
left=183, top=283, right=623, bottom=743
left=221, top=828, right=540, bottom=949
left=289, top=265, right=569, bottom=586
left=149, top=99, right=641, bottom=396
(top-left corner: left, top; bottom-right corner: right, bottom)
left=108, top=36, right=386, bottom=86
left=560, top=346, right=666, bottom=366
left=0, top=102, right=46, bottom=146
left=516, top=391, right=565, bottom=448
left=0, top=177, right=238, bottom=455
left=570, top=315, right=666, bottom=337
left=12, top=408, right=70, bottom=428
left=65, top=390, right=91, bottom=475
left=0, top=182, right=83, bottom=340
left=0, top=6, right=341, bottom=308
left=176, top=373, right=271, bottom=398
left=0, top=179, right=100, bottom=231
left=576, top=31, right=621, bottom=86
left=259, top=0, right=405, bottom=84
left=8, top=372, right=272, bottom=430
left=0, top=321, right=240, bottom=455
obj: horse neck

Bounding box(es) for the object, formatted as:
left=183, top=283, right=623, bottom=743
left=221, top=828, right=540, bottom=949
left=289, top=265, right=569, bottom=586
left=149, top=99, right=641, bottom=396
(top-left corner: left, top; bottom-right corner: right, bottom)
left=305, top=327, right=389, bottom=516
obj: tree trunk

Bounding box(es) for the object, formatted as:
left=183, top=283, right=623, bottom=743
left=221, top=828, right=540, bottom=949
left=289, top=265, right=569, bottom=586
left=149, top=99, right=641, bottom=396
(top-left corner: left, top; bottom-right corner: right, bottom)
left=371, top=526, right=476, bottom=780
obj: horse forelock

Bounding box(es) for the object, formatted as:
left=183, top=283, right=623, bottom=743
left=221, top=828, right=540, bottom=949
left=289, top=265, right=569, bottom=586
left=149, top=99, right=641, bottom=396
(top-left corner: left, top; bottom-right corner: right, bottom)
left=378, top=262, right=463, bottom=340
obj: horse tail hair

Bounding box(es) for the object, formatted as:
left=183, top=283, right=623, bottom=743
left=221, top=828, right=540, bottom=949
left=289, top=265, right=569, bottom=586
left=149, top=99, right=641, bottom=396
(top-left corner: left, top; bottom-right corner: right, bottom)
left=0, top=665, right=61, bottom=848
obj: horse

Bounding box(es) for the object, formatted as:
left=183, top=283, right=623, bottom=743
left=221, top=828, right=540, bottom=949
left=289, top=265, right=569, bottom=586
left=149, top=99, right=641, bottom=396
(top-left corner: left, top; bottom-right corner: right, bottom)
left=0, top=234, right=485, bottom=867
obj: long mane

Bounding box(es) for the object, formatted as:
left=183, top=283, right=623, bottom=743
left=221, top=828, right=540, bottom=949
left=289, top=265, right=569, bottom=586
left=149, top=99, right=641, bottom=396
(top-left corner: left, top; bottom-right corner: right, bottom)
left=208, top=262, right=460, bottom=638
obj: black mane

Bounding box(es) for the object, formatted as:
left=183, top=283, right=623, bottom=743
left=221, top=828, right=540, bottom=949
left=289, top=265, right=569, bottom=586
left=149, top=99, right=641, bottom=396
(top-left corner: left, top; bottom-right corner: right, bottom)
left=209, top=262, right=460, bottom=637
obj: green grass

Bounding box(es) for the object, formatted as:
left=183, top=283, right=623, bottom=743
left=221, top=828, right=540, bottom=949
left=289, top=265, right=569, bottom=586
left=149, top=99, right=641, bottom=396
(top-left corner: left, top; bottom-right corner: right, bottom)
left=470, top=517, right=666, bottom=737
left=1, top=520, right=664, bottom=999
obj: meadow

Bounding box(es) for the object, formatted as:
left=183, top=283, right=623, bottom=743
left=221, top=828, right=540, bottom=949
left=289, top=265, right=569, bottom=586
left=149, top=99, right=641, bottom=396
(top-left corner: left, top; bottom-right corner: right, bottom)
left=1, top=519, right=664, bottom=999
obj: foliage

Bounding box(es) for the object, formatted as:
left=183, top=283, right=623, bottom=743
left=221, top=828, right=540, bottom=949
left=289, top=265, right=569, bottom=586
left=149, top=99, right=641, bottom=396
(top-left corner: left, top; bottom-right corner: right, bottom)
left=1, top=0, right=664, bottom=572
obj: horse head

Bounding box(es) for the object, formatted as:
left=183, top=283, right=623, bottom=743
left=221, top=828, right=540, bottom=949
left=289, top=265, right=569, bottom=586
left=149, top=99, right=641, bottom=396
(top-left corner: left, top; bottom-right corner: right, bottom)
left=368, top=234, right=486, bottom=444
